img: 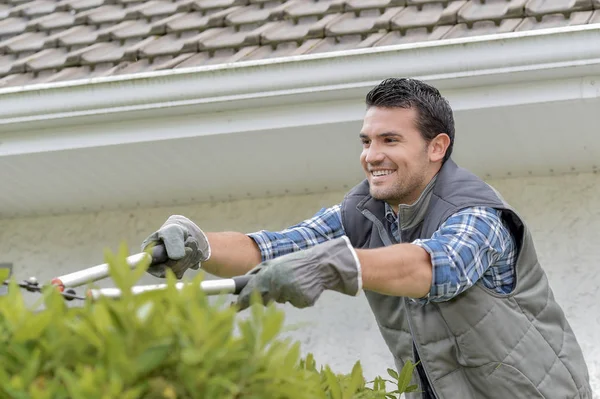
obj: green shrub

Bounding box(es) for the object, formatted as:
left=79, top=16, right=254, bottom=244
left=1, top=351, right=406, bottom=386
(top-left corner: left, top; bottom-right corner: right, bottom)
left=0, top=244, right=419, bottom=398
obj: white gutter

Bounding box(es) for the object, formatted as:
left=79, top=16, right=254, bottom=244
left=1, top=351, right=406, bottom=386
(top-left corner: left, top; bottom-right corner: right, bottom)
left=1, top=24, right=600, bottom=127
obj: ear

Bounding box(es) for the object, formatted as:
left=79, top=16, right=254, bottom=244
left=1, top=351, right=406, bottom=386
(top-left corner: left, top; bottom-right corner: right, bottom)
left=429, top=133, right=451, bottom=163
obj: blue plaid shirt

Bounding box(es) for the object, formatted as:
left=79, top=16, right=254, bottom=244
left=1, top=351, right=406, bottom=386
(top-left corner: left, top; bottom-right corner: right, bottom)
left=247, top=205, right=517, bottom=303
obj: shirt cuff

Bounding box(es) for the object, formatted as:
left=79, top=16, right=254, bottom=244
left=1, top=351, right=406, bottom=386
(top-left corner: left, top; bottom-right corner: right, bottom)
left=246, top=231, right=274, bottom=261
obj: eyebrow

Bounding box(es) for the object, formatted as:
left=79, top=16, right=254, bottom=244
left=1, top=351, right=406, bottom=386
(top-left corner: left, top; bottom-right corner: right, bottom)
left=359, top=132, right=404, bottom=139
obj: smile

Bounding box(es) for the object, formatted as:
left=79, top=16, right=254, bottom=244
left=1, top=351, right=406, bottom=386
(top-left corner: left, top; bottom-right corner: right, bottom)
left=370, top=170, right=396, bottom=177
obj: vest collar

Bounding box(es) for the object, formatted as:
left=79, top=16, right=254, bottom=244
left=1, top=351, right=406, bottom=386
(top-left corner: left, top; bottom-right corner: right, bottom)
left=385, top=174, right=438, bottom=231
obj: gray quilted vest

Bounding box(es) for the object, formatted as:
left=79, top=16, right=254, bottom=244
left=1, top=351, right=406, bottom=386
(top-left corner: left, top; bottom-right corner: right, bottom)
left=340, top=159, right=592, bottom=398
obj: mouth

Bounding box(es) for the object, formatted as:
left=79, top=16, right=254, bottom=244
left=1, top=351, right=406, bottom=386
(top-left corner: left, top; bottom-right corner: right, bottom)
left=369, top=169, right=396, bottom=182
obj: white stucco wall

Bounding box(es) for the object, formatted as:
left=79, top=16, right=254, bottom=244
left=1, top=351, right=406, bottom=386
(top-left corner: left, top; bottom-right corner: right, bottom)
left=1, top=172, right=599, bottom=395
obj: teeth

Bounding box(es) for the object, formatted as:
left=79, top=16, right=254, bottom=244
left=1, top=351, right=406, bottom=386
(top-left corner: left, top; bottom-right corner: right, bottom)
left=372, top=170, right=394, bottom=177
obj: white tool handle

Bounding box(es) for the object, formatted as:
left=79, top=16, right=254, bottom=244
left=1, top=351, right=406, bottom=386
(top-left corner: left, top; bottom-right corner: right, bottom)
left=87, top=276, right=251, bottom=301
left=51, top=245, right=168, bottom=289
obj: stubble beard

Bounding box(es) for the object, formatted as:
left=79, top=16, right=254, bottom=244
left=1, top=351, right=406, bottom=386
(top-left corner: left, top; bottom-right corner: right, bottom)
left=370, top=168, right=429, bottom=206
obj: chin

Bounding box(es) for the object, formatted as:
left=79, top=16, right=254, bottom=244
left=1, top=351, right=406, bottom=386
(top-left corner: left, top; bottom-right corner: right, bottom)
left=369, top=189, right=389, bottom=201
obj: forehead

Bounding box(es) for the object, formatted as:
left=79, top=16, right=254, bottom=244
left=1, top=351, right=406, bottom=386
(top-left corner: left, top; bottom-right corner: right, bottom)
left=360, top=106, right=419, bottom=137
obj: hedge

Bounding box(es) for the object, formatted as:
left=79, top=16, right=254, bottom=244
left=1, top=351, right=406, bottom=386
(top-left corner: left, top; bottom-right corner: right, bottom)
left=0, top=244, right=419, bottom=398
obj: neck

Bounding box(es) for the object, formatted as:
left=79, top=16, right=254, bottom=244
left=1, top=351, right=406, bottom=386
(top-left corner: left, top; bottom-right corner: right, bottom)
left=389, top=174, right=438, bottom=230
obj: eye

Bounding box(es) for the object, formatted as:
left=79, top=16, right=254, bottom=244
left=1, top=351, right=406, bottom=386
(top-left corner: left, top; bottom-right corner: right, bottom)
left=384, top=137, right=398, bottom=143
left=361, top=138, right=370, bottom=147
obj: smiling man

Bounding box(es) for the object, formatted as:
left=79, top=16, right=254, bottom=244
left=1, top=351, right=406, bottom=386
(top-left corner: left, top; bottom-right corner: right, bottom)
left=141, top=78, right=592, bottom=398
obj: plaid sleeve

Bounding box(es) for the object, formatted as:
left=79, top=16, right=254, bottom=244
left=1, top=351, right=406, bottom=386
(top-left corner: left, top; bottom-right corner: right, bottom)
left=247, top=204, right=345, bottom=261
left=412, top=206, right=517, bottom=304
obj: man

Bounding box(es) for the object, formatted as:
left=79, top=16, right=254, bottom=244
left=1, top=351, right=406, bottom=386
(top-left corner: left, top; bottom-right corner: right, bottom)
left=141, top=78, right=592, bottom=398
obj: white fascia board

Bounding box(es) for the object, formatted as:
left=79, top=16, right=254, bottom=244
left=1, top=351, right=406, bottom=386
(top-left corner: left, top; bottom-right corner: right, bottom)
left=1, top=24, right=600, bottom=138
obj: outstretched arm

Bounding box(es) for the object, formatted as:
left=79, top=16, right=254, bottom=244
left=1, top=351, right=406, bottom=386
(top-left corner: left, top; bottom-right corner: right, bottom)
left=200, top=232, right=263, bottom=278
left=358, top=206, right=516, bottom=302
left=236, top=206, right=516, bottom=309
left=357, top=243, right=432, bottom=299
left=141, top=205, right=345, bottom=280
left=204, top=205, right=345, bottom=277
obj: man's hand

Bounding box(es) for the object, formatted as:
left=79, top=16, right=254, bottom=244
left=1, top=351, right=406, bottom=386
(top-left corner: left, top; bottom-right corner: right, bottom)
left=236, top=236, right=362, bottom=310
left=141, top=215, right=211, bottom=279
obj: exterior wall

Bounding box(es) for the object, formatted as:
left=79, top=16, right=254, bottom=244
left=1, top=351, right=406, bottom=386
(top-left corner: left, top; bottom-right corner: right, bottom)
left=1, top=172, right=599, bottom=394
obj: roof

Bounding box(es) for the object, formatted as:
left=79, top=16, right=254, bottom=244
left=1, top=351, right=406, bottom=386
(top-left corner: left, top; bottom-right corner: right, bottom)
left=0, top=21, right=600, bottom=218
left=1, top=0, right=599, bottom=88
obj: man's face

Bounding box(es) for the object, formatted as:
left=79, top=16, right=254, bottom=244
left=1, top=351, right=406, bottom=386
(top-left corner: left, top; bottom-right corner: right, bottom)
left=359, top=106, right=436, bottom=207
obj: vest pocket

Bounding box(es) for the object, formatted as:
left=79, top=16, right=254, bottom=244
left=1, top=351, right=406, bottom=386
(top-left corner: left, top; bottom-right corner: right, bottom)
left=463, top=362, right=544, bottom=398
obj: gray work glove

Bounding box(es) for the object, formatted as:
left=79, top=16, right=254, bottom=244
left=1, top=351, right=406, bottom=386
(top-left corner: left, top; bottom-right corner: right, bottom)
left=236, top=236, right=362, bottom=310
left=141, top=215, right=211, bottom=279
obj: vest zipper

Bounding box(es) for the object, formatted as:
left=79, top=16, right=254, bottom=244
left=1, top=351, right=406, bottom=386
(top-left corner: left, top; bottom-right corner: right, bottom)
left=404, top=299, right=440, bottom=399
left=361, top=208, right=440, bottom=399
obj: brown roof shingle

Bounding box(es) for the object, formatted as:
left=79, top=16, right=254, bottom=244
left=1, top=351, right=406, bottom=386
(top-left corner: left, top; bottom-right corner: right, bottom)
left=0, top=0, right=598, bottom=88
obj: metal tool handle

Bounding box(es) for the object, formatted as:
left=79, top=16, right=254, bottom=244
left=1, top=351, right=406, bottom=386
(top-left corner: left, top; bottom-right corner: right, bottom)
left=87, top=275, right=252, bottom=301
left=51, top=244, right=169, bottom=290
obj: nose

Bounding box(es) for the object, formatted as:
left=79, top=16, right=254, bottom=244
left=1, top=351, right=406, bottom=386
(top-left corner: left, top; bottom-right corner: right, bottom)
left=364, top=144, right=385, bottom=165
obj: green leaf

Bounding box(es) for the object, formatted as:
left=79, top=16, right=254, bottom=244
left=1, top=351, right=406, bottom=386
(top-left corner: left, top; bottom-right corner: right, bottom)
left=12, top=309, right=54, bottom=343
left=135, top=341, right=173, bottom=375
left=405, top=384, right=420, bottom=392
left=346, top=361, right=364, bottom=395
left=324, top=367, right=342, bottom=399
left=396, top=360, right=416, bottom=393
left=386, top=368, right=399, bottom=381
left=0, top=267, right=10, bottom=282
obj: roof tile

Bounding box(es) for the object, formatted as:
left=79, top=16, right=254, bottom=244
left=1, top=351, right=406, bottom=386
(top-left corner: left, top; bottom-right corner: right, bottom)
left=76, top=41, right=130, bottom=64
left=327, top=7, right=404, bottom=36
left=284, top=0, right=345, bottom=18
left=57, top=25, right=103, bottom=46
left=261, top=13, right=344, bottom=44
left=239, top=40, right=315, bottom=59
left=10, top=47, right=68, bottom=72
left=151, top=52, right=196, bottom=69
left=0, top=71, right=36, bottom=87
left=525, top=0, right=593, bottom=17
left=4, top=0, right=47, bottom=18
left=67, top=0, right=109, bottom=13
left=0, top=17, right=27, bottom=39
left=109, top=19, right=153, bottom=39
left=26, top=11, right=76, bottom=31
left=391, top=1, right=465, bottom=31
left=406, top=0, right=454, bottom=4
left=110, top=52, right=194, bottom=74
left=307, top=32, right=386, bottom=53
left=345, top=0, right=406, bottom=11
left=130, top=0, right=193, bottom=19
left=191, top=0, right=249, bottom=11
left=444, top=17, right=522, bottom=38
left=0, top=4, right=12, bottom=19
left=139, top=29, right=219, bottom=57
left=21, top=0, right=60, bottom=17
left=42, top=66, right=93, bottom=83
left=75, top=4, right=127, bottom=24
left=0, top=31, right=48, bottom=53
left=374, top=25, right=452, bottom=45
left=0, top=54, right=18, bottom=75
left=200, top=22, right=277, bottom=49
left=516, top=9, right=592, bottom=30
left=458, top=0, right=526, bottom=24
left=166, top=7, right=241, bottom=32
left=225, top=1, right=293, bottom=26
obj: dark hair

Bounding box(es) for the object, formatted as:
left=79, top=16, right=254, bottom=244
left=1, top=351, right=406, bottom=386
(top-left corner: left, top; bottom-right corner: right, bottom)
left=365, top=78, right=455, bottom=162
